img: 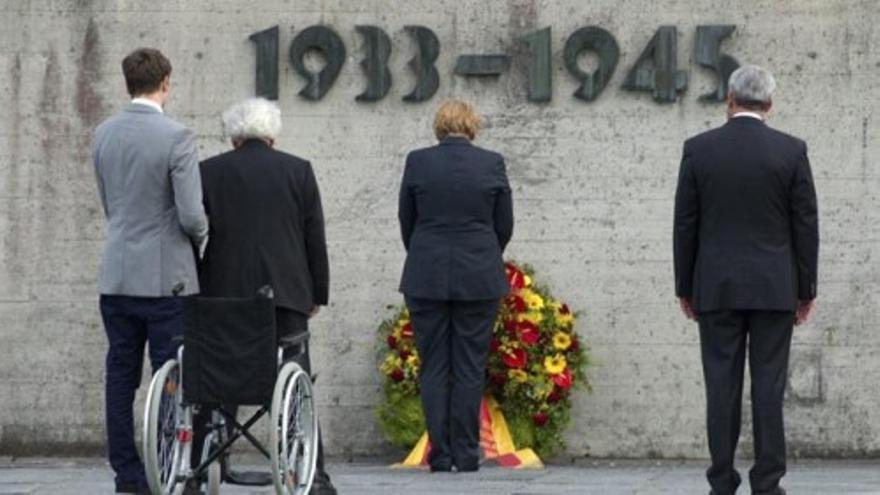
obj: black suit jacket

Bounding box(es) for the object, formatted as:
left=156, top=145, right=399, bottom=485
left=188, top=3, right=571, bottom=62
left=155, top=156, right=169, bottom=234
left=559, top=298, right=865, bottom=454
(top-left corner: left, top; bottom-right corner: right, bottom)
left=399, top=136, right=514, bottom=300
left=198, top=140, right=329, bottom=314
left=674, top=117, right=819, bottom=312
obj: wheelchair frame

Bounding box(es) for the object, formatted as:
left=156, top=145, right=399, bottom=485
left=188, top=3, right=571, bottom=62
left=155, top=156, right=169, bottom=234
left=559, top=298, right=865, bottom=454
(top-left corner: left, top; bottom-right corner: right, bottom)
left=142, top=331, right=319, bottom=495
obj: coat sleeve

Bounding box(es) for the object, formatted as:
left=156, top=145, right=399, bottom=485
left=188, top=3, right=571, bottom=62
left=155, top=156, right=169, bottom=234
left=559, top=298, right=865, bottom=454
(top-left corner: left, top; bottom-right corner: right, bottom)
left=673, top=143, right=699, bottom=299
left=790, top=142, right=819, bottom=300
left=493, top=156, right=514, bottom=251
left=303, top=162, right=330, bottom=306
left=398, top=154, right=417, bottom=250
left=169, top=128, right=209, bottom=245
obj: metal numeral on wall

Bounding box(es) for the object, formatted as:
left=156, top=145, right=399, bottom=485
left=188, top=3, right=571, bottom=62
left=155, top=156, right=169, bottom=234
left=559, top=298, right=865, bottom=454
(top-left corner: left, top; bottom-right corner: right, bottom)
left=694, top=25, right=740, bottom=102
left=356, top=25, right=393, bottom=102
left=563, top=26, right=620, bottom=101
left=519, top=27, right=553, bottom=102
left=622, top=26, right=688, bottom=103
left=289, top=25, right=347, bottom=101
left=454, top=55, right=510, bottom=76
left=249, top=25, right=280, bottom=100
left=250, top=24, right=741, bottom=105
left=403, top=26, right=440, bottom=102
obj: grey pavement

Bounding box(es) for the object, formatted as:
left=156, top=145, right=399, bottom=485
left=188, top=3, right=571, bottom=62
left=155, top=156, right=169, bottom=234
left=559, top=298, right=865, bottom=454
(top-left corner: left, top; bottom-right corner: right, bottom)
left=1, top=458, right=879, bottom=494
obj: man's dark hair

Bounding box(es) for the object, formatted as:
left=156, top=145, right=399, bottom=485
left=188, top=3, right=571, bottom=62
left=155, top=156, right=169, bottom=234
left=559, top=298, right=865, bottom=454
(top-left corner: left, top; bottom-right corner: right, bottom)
left=122, top=48, right=172, bottom=97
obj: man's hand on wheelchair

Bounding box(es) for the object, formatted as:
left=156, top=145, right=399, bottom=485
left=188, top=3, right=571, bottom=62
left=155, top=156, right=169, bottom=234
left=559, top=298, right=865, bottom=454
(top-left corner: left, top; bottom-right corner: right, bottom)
left=309, top=305, right=321, bottom=318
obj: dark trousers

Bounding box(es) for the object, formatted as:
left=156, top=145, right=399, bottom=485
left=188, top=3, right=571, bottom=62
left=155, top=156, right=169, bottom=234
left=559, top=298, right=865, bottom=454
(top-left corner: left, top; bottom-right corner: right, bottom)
left=191, top=308, right=328, bottom=479
left=698, top=310, right=794, bottom=495
left=100, top=295, right=184, bottom=487
left=405, top=296, right=499, bottom=470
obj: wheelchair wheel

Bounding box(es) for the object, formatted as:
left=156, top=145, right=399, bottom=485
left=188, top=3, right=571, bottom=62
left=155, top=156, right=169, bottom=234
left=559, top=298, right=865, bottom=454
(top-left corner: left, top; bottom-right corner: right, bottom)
left=270, top=362, right=319, bottom=495
left=144, top=359, right=187, bottom=495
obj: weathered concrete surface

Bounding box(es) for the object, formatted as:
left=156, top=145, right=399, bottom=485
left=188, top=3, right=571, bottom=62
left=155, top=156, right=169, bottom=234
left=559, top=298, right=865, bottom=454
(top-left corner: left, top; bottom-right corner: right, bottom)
left=2, top=458, right=880, bottom=494
left=0, top=0, right=879, bottom=458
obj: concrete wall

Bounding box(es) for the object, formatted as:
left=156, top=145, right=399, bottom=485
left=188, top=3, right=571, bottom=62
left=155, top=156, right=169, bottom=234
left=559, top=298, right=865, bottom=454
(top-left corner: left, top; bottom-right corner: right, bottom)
left=1, top=0, right=878, bottom=458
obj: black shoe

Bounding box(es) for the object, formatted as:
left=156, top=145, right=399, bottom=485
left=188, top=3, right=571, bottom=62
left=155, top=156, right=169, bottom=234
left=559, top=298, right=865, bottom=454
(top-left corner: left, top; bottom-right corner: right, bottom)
left=225, top=468, right=273, bottom=486
left=182, top=479, right=205, bottom=495
left=115, top=482, right=149, bottom=494
left=310, top=472, right=338, bottom=495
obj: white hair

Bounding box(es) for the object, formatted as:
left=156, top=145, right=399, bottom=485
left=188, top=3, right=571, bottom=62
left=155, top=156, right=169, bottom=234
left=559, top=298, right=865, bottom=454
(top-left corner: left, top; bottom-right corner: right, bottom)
left=728, top=64, right=776, bottom=104
left=222, top=97, right=282, bottom=142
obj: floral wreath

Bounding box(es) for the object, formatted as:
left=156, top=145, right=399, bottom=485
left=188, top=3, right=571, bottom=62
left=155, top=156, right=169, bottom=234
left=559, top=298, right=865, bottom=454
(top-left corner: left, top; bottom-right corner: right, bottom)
left=376, top=261, right=590, bottom=457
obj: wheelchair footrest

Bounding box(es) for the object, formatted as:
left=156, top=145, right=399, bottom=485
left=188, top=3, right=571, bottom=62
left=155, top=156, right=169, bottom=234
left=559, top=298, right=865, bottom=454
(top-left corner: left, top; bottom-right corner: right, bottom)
left=225, top=469, right=273, bottom=486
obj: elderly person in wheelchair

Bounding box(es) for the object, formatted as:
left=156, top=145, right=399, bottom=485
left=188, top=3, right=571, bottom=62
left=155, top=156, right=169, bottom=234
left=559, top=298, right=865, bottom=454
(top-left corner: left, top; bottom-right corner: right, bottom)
left=142, top=98, right=335, bottom=495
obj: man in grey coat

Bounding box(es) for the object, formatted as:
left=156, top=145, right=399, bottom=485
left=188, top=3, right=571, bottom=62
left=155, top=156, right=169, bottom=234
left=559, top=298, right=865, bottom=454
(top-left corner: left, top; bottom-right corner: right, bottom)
left=92, top=47, right=207, bottom=494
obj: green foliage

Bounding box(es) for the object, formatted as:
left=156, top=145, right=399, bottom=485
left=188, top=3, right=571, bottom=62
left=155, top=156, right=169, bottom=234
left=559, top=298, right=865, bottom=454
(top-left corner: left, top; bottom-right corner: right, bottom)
left=375, top=384, right=425, bottom=447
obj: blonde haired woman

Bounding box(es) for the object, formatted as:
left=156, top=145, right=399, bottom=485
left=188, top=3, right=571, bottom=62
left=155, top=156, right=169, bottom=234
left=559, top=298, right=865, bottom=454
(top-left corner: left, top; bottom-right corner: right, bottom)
left=398, top=100, right=514, bottom=472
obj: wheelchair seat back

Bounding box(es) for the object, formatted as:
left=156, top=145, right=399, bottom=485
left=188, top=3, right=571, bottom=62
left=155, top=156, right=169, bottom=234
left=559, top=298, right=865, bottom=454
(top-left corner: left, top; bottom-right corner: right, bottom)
left=182, top=295, right=277, bottom=406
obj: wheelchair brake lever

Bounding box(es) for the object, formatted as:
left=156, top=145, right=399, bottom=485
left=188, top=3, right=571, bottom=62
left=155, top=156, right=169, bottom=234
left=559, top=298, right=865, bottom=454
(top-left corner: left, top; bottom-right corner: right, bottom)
left=256, top=285, right=274, bottom=299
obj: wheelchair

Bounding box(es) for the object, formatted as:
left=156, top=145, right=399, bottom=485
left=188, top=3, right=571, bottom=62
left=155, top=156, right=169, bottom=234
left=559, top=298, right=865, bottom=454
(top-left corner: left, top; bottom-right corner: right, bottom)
left=142, top=290, right=319, bottom=495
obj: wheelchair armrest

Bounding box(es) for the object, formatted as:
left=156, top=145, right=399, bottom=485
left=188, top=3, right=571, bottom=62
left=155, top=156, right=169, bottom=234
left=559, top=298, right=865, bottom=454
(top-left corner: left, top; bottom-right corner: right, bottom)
left=279, top=331, right=310, bottom=352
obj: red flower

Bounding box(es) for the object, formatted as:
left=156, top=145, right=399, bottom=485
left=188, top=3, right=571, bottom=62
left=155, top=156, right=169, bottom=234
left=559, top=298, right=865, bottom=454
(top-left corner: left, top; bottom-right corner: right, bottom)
left=560, top=304, right=571, bottom=315
left=399, top=350, right=411, bottom=361
left=547, top=388, right=563, bottom=404
left=502, top=348, right=527, bottom=369
left=401, top=322, right=414, bottom=339
left=551, top=368, right=573, bottom=391
left=386, top=335, right=398, bottom=349
left=490, top=373, right=506, bottom=388
left=505, top=263, right=525, bottom=291
left=489, top=338, right=501, bottom=352
left=516, top=321, right=540, bottom=346
left=503, top=320, right=517, bottom=335
left=533, top=412, right=549, bottom=426
left=569, top=336, right=580, bottom=352
left=390, top=369, right=405, bottom=382
left=506, top=295, right=526, bottom=313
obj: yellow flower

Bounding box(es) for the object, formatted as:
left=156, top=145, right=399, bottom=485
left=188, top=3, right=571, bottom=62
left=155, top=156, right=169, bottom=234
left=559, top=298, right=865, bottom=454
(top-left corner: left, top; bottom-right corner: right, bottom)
left=552, top=332, right=572, bottom=351
left=524, top=275, right=532, bottom=288
left=544, top=354, right=567, bottom=375
left=380, top=354, right=403, bottom=374
left=406, top=354, right=419, bottom=368
left=517, top=311, right=544, bottom=325
left=521, top=289, right=545, bottom=311
left=549, top=300, right=574, bottom=326
left=508, top=369, right=528, bottom=383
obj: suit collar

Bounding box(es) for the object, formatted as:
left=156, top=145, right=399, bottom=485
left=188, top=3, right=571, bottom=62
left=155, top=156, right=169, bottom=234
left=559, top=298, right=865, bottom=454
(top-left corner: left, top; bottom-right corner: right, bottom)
left=726, top=116, right=767, bottom=127
left=439, top=136, right=472, bottom=146
left=124, top=102, right=162, bottom=115
left=238, top=138, right=271, bottom=150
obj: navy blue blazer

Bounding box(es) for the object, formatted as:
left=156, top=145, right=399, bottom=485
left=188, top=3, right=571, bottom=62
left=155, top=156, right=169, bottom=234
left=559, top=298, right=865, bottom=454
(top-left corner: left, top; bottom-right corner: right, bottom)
left=674, top=117, right=819, bottom=312
left=398, top=136, right=514, bottom=300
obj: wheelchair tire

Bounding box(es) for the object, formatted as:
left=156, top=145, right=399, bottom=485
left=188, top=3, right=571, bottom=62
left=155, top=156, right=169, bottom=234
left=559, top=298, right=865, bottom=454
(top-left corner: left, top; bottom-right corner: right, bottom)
left=269, top=362, right=319, bottom=495
left=144, top=359, right=186, bottom=495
